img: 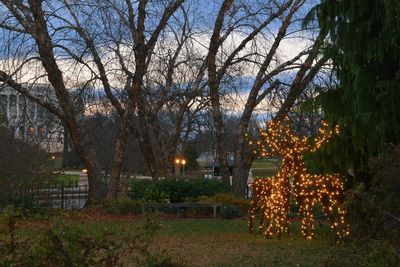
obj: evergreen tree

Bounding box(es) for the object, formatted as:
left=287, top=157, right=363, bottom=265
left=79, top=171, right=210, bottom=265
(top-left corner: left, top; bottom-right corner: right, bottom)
left=305, top=0, right=400, bottom=185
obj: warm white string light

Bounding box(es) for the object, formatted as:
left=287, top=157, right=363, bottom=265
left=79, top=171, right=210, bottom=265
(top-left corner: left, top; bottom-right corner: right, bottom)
left=247, top=117, right=350, bottom=241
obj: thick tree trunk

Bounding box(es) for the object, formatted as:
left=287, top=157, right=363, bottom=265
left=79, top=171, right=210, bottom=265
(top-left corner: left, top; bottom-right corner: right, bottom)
left=232, top=124, right=255, bottom=196
left=106, top=112, right=132, bottom=200
left=128, top=115, right=159, bottom=180
left=212, top=106, right=230, bottom=183
left=148, top=111, right=170, bottom=176
left=133, top=88, right=160, bottom=180
left=26, top=0, right=104, bottom=204
left=139, top=141, right=159, bottom=180
left=81, top=156, right=104, bottom=205
left=167, top=111, right=186, bottom=177
left=127, top=0, right=184, bottom=181
left=66, top=122, right=105, bottom=204
left=207, top=0, right=234, bottom=184
left=232, top=150, right=254, bottom=197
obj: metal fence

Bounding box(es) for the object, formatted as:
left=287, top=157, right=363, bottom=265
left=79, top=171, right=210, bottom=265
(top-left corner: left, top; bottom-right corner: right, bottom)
left=32, top=184, right=89, bottom=209
left=2, top=182, right=253, bottom=210
left=2, top=182, right=89, bottom=210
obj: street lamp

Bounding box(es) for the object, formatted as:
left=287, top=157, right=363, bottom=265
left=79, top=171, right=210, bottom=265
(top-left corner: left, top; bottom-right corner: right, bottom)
left=181, top=159, right=186, bottom=177
left=51, top=155, right=56, bottom=171
left=174, top=158, right=186, bottom=177
left=174, top=158, right=181, bottom=176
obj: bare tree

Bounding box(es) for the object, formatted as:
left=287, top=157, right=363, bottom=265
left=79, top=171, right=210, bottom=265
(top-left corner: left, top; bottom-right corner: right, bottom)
left=0, top=0, right=185, bottom=202
left=0, top=0, right=330, bottom=201
left=204, top=0, right=328, bottom=195
left=0, top=0, right=107, bottom=204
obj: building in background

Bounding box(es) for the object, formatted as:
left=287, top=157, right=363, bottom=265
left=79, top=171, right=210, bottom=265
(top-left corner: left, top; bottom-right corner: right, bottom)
left=0, top=85, right=63, bottom=152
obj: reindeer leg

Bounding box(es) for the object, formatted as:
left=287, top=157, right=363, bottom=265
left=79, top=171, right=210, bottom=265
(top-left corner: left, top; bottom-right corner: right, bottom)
left=248, top=200, right=257, bottom=233
left=263, top=209, right=274, bottom=239
left=309, top=206, right=315, bottom=239
left=258, top=207, right=265, bottom=232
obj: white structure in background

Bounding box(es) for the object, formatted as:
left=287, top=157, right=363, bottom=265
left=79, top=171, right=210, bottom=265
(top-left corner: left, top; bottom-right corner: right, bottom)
left=0, top=85, right=63, bottom=152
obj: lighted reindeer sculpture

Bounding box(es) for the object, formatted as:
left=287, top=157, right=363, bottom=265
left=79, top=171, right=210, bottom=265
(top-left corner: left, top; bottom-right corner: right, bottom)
left=248, top=119, right=295, bottom=238
left=248, top=162, right=292, bottom=239
left=248, top=117, right=350, bottom=241
left=248, top=176, right=272, bottom=233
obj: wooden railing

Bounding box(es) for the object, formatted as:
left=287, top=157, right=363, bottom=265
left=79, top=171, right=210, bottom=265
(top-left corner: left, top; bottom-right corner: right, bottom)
left=143, top=203, right=223, bottom=219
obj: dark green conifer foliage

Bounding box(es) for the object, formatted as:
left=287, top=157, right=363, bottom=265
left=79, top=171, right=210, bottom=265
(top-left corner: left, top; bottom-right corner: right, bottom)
left=304, top=0, right=400, bottom=183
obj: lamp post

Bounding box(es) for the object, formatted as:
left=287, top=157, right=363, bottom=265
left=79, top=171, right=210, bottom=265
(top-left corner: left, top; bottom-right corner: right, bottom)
left=181, top=159, right=186, bottom=177
left=51, top=155, right=55, bottom=171
left=175, top=158, right=180, bottom=176
left=174, top=158, right=186, bottom=177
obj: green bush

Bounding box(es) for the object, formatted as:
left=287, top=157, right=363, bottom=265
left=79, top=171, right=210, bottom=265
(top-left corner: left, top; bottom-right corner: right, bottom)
left=221, top=205, right=243, bottom=219
left=143, top=188, right=169, bottom=203
left=323, top=240, right=399, bottom=267
left=0, top=127, right=52, bottom=209
left=343, top=145, right=400, bottom=265
left=198, top=193, right=250, bottom=213
left=0, top=209, right=172, bottom=266
left=130, top=179, right=153, bottom=199
left=132, top=178, right=230, bottom=203
left=103, top=198, right=143, bottom=215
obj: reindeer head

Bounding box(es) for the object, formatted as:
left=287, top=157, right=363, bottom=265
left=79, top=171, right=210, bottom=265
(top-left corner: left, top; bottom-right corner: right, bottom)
left=250, top=117, right=339, bottom=156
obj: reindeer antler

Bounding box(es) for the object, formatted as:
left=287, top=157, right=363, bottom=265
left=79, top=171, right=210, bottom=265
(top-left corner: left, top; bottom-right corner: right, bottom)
left=309, top=120, right=340, bottom=152
left=248, top=117, right=339, bottom=159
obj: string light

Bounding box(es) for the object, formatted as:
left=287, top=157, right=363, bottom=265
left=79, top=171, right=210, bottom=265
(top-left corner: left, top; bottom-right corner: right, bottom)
left=248, top=117, right=349, bottom=241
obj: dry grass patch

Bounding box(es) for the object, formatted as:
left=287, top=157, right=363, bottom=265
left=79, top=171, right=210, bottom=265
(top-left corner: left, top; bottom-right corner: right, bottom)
left=149, top=219, right=338, bottom=266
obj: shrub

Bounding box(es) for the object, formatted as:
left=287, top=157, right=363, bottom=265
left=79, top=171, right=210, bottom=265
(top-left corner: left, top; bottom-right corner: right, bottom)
left=118, top=198, right=143, bottom=214
left=344, top=145, right=400, bottom=265
left=143, top=187, right=169, bottom=203
left=0, top=208, right=173, bottom=266
left=0, top=127, right=53, bottom=209
left=221, top=205, right=243, bottom=219
left=323, top=240, right=399, bottom=267
left=198, top=193, right=250, bottom=213
left=130, top=179, right=153, bottom=199
left=131, top=178, right=230, bottom=203
left=103, top=198, right=143, bottom=215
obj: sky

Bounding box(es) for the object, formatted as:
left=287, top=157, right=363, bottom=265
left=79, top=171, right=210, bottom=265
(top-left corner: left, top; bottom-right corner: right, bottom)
left=0, top=0, right=321, bottom=116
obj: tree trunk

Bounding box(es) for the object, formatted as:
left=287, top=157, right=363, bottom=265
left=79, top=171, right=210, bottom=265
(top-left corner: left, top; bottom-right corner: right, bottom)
left=232, top=151, right=254, bottom=197
left=133, top=99, right=159, bottom=181
left=212, top=106, right=230, bottom=183
left=106, top=112, right=132, bottom=200
left=61, top=121, right=69, bottom=169
left=148, top=111, right=170, bottom=176
left=84, top=160, right=104, bottom=205
left=26, top=0, right=104, bottom=204
left=207, top=0, right=234, bottom=184
left=128, top=114, right=159, bottom=180
left=232, top=128, right=255, bottom=196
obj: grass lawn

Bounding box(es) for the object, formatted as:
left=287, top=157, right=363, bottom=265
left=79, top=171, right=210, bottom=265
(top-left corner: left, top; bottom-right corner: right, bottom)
left=251, top=160, right=278, bottom=169
left=153, top=219, right=338, bottom=266
left=56, top=173, right=80, bottom=184
left=252, top=159, right=279, bottom=178
left=8, top=214, right=347, bottom=267
left=252, top=168, right=278, bottom=178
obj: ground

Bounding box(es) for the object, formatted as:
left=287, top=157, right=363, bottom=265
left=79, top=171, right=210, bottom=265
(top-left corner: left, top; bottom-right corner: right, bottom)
left=10, top=212, right=347, bottom=266
left=152, top=219, right=337, bottom=266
